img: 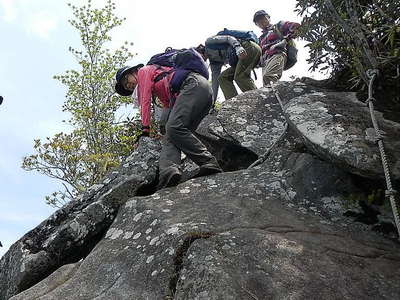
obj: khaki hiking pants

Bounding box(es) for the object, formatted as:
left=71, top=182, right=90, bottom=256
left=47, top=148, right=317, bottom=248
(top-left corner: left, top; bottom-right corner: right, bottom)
left=159, top=73, right=218, bottom=179
left=262, top=52, right=287, bottom=87
left=218, top=41, right=262, bottom=100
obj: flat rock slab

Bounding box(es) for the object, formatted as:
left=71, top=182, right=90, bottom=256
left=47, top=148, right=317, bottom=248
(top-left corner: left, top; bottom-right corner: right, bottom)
left=0, top=138, right=161, bottom=300
left=209, top=89, right=286, bottom=156
left=275, top=80, right=330, bottom=107
left=175, top=228, right=400, bottom=300
left=8, top=262, right=81, bottom=300
left=285, top=92, right=400, bottom=179
left=12, top=166, right=400, bottom=300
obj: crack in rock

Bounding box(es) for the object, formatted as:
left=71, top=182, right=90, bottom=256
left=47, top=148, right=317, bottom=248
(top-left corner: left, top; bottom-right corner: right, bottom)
left=323, top=247, right=400, bottom=261
left=168, top=231, right=215, bottom=298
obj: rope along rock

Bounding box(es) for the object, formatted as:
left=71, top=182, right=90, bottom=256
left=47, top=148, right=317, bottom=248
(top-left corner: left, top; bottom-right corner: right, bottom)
left=365, top=69, right=400, bottom=240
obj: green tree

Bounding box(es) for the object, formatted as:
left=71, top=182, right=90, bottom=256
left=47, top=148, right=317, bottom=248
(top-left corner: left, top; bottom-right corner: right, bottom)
left=296, top=0, right=399, bottom=104
left=22, top=0, right=140, bottom=207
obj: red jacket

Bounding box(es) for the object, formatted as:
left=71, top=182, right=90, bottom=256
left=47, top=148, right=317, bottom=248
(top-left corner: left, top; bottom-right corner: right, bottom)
left=137, top=65, right=174, bottom=128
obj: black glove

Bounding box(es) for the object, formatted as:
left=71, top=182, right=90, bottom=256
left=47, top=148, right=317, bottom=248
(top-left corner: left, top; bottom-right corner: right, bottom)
left=141, top=125, right=150, bottom=135
left=134, top=126, right=150, bottom=144
left=159, top=125, right=166, bottom=135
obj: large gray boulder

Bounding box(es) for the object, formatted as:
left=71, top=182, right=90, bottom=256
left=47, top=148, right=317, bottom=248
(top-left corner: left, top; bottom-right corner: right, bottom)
left=0, top=138, right=161, bottom=300
left=205, top=89, right=286, bottom=156
left=285, top=91, right=400, bottom=179
left=4, top=82, right=400, bottom=300
left=11, top=165, right=400, bottom=299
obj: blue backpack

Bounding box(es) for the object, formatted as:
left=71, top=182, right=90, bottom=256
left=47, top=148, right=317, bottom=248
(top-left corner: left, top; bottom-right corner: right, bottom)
left=147, top=47, right=209, bottom=92
left=206, top=29, right=259, bottom=66
left=206, top=29, right=259, bottom=51
left=217, top=28, right=259, bottom=44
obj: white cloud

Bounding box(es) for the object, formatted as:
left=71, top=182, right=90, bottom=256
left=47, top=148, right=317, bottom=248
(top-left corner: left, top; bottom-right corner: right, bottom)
left=0, top=0, right=59, bottom=38
left=0, top=0, right=16, bottom=22
left=26, top=11, right=57, bottom=39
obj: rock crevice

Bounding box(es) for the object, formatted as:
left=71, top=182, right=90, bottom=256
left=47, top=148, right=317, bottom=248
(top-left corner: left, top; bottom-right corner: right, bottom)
left=169, top=232, right=216, bottom=298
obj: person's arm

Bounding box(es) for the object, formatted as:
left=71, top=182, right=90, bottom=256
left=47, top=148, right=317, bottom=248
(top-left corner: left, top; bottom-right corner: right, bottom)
left=210, top=62, right=223, bottom=102
left=137, top=67, right=154, bottom=133
left=206, top=35, right=246, bottom=58
left=269, top=21, right=301, bottom=51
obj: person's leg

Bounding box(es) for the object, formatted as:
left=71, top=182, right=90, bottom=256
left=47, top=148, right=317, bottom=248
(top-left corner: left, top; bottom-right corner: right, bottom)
left=234, top=41, right=261, bottom=92
left=262, top=53, right=286, bottom=87
left=166, top=73, right=221, bottom=172
left=157, top=130, right=183, bottom=190
left=210, top=62, right=223, bottom=104
left=218, top=66, right=237, bottom=100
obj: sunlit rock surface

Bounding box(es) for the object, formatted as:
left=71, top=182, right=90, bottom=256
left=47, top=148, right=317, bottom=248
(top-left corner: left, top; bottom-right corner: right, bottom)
left=3, top=81, right=400, bottom=300
left=285, top=91, right=400, bottom=179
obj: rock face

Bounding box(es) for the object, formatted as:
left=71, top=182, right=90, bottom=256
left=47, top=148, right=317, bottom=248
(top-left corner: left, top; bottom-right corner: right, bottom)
left=285, top=91, right=400, bottom=179
left=10, top=167, right=400, bottom=300
left=206, top=88, right=286, bottom=156
left=2, top=81, right=400, bottom=300
left=0, top=138, right=161, bottom=300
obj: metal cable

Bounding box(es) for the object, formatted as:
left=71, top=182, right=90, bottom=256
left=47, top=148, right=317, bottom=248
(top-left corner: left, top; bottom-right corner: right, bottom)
left=250, top=73, right=399, bottom=239
left=248, top=83, right=288, bottom=169
left=366, top=69, right=400, bottom=240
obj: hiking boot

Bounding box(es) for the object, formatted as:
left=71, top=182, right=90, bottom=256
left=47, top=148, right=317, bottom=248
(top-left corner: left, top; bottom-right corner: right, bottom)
left=195, top=162, right=222, bottom=178
left=157, top=167, right=182, bottom=190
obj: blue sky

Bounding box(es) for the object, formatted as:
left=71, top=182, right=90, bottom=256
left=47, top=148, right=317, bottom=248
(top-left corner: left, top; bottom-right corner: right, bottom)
left=0, top=0, right=322, bottom=257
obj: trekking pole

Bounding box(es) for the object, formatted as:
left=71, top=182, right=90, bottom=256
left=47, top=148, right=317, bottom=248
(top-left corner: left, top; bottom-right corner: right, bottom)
left=248, top=83, right=288, bottom=169
left=365, top=69, right=400, bottom=240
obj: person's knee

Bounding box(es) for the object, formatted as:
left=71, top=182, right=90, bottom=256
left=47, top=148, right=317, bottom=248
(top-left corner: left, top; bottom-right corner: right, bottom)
left=165, top=122, right=176, bottom=137
left=234, top=71, right=249, bottom=83
left=166, top=122, right=185, bottom=141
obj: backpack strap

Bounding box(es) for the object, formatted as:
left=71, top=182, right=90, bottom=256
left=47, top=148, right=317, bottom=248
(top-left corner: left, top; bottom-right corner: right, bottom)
left=153, top=67, right=174, bottom=83
left=252, top=69, right=258, bottom=81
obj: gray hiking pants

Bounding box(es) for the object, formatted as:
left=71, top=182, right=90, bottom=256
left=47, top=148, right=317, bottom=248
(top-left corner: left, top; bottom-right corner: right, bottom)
left=159, top=73, right=216, bottom=177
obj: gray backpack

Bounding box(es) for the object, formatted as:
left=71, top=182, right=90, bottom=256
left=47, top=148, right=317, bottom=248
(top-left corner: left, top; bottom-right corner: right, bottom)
left=274, top=23, right=298, bottom=70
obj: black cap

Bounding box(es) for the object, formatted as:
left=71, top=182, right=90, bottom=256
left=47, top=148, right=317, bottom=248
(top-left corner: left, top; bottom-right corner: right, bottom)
left=253, top=10, right=270, bottom=23
left=114, top=64, right=144, bottom=96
